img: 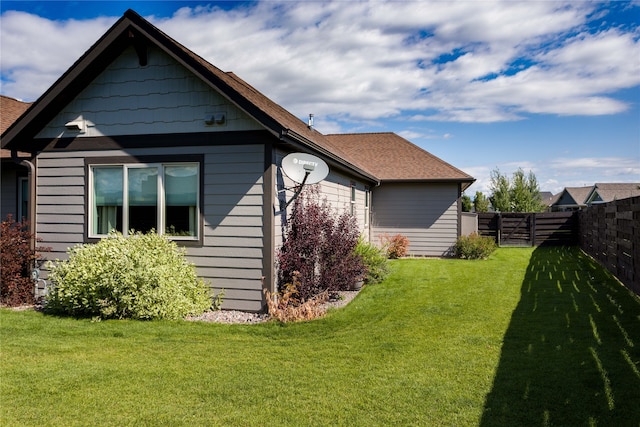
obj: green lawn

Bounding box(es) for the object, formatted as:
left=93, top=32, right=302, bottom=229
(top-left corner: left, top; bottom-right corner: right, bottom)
left=1, top=247, right=639, bottom=426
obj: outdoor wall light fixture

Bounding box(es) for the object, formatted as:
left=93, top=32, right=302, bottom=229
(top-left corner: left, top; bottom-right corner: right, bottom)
left=204, top=113, right=226, bottom=126
left=64, top=119, right=86, bottom=133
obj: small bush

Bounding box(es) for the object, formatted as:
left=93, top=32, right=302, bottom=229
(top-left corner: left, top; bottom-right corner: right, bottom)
left=454, top=233, right=497, bottom=260
left=354, top=237, right=389, bottom=285
left=277, top=188, right=366, bottom=302
left=265, top=272, right=328, bottom=323
left=0, top=215, right=50, bottom=306
left=381, top=233, right=410, bottom=259
left=45, top=231, right=214, bottom=320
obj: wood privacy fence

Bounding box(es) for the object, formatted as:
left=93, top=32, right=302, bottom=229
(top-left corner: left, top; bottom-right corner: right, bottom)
left=579, top=196, right=640, bottom=296
left=474, top=198, right=639, bottom=296
left=477, top=212, right=578, bottom=247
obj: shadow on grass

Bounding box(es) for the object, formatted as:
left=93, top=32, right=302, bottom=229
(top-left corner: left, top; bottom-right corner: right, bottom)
left=480, top=246, right=640, bottom=426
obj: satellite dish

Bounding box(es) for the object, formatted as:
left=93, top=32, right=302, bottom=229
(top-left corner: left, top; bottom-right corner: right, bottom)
left=281, top=152, right=329, bottom=185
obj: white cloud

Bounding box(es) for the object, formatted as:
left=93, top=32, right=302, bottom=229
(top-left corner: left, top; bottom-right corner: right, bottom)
left=2, top=1, right=638, bottom=125
left=463, top=157, right=640, bottom=197
left=0, top=11, right=113, bottom=100
left=550, top=157, right=640, bottom=174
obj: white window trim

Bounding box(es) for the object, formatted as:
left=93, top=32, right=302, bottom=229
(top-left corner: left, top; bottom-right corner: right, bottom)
left=364, top=186, right=370, bottom=226
left=88, top=162, right=200, bottom=241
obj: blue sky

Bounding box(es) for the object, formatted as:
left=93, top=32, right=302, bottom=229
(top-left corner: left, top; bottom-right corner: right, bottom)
left=1, top=1, right=639, bottom=195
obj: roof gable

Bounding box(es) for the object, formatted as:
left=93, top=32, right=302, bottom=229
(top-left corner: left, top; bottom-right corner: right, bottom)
left=325, top=132, right=474, bottom=184
left=587, top=183, right=640, bottom=203
left=2, top=10, right=376, bottom=182
left=554, top=186, right=594, bottom=206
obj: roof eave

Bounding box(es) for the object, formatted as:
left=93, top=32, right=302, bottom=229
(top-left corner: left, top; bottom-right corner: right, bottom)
left=281, top=129, right=379, bottom=184
left=380, top=177, right=475, bottom=184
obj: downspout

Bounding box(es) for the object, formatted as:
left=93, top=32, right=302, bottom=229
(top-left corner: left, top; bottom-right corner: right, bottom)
left=11, top=149, right=36, bottom=252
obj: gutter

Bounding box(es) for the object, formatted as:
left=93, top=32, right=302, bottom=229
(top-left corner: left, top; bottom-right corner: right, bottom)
left=11, top=149, right=37, bottom=252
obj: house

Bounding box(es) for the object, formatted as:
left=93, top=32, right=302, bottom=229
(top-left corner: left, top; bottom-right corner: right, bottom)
left=1, top=10, right=473, bottom=311
left=585, top=183, right=640, bottom=205
left=538, top=191, right=555, bottom=212
left=550, top=186, right=594, bottom=211
left=326, top=133, right=473, bottom=255
left=551, top=183, right=640, bottom=212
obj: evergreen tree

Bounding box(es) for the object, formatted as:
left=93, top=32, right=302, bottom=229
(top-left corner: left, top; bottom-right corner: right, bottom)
left=489, top=167, right=546, bottom=212
left=473, top=191, right=490, bottom=212
left=489, top=168, right=511, bottom=212
left=461, top=193, right=473, bottom=212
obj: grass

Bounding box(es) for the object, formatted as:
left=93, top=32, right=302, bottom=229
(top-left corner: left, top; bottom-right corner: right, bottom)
left=1, top=247, right=639, bottom=426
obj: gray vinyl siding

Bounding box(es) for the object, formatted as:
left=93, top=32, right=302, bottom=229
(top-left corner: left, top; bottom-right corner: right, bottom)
left=371, top=182, right=459, bottom=257
left=36, top=144, right=266, bottom=312
left=36, top=45, right=261, bottom=139
left=273, top=149, right=370, bottom=252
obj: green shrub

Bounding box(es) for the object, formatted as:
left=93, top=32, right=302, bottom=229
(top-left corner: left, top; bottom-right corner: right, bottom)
left=453, top=233, right=497, bottom=260
left=354, top=237, right=389, bottom=285
left=45, top=231, right=214, bottom=320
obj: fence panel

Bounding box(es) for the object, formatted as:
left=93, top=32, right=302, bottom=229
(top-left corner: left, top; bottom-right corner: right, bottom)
left=477, top=212, right=577, bottom=247
left=579, top=196, right=640, bottom=296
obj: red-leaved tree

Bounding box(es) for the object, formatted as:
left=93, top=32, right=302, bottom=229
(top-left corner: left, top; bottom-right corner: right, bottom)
left=277, top=187, right=366, bottom=302
left=0, top=215, right=50, bottom=306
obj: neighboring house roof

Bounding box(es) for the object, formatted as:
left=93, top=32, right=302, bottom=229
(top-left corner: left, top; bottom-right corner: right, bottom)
left=551, top=183, right=640, bottom=210
left=325, top=132, right=475, bottom=186
left=553, top=186, right=594, bottom=207
left=587, top=183, right=640, bottom=204
left=539, top=191, right=555, bottom=206
left=1, top=9, right=473, bottom=187
left=0, top=95, right=31, bottom=159
left=1, top=95, right=31, bottom=133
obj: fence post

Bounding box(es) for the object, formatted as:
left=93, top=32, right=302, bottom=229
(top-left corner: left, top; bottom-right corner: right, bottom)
left=530, top=214, right=536, bottom=247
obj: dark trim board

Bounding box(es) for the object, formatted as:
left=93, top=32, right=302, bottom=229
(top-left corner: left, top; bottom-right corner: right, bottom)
left=33, top=130, right=276, bottom=153
left=262, top=140, right=276, bottom=304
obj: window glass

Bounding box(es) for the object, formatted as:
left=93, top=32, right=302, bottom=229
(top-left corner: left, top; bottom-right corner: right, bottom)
left=90, top=162, right=199, bottom=240
left=350, top=182, right=356, bottom=216
left=93, top=167, right=123, bottom=235
left=128, top=167, right=158, bottom=234
left=164, top=165, right=198, bottom=236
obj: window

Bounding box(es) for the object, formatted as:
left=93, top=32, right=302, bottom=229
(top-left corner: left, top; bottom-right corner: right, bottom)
left=90, top=162, right=200, bottom=240
left=350, top=181, right=356, bottom=216
left=364, top=186, right=370, bottom=226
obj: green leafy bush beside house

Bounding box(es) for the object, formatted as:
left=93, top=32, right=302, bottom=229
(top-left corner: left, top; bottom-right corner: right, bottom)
left=46, top=231, right=213, bottom=320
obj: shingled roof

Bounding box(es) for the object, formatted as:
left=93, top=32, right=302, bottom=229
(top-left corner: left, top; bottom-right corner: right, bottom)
left=326, top=132, right=474, bottom=186
left=1, top=95, right=31, bottom=133
left=558, top=186, right=593, bottom=206
left=1, top=95, right=31, bottom=159
left=589, top=183, right=640, bottom=203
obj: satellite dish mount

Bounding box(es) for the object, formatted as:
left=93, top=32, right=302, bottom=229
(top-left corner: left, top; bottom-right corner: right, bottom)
left=281, top=152, right=329, bottom=209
